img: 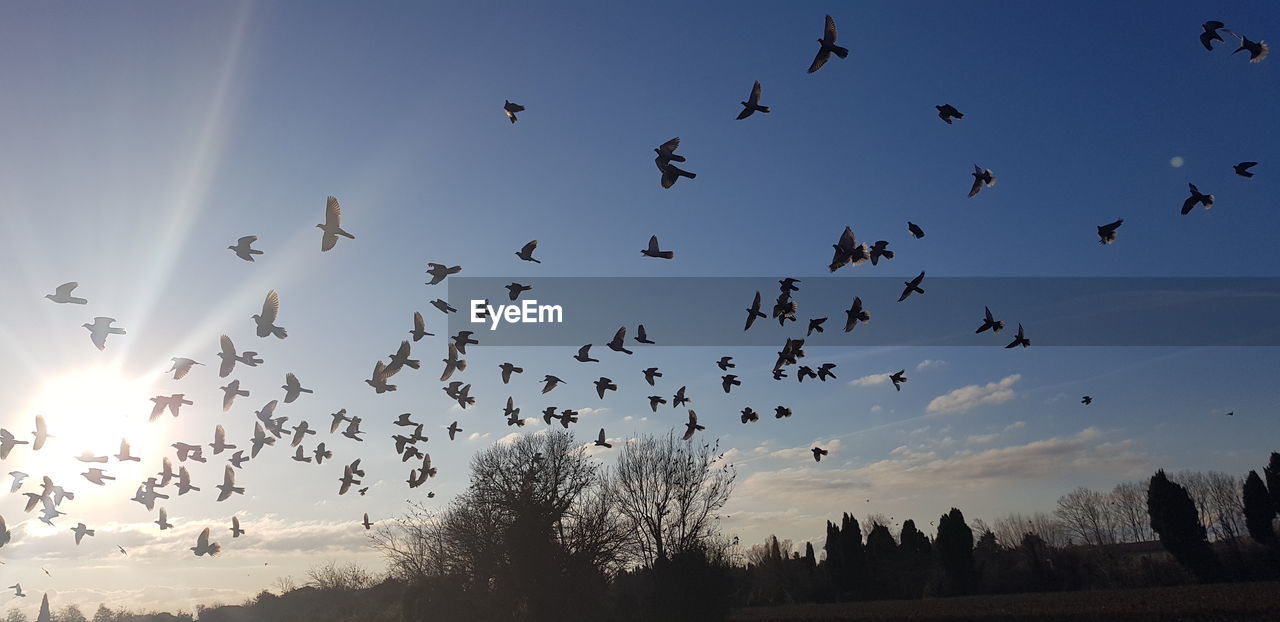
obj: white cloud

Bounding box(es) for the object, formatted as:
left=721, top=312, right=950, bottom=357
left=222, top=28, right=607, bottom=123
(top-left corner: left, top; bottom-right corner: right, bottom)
left=967, top=433, right=998, bottom=444
left=770, top=438, right=842, bottom=461
left=926, top=374, right=1020, bottom=414
left=1003, top=421, right=1026, bottom=433
left=916, top=359, right=947, bottom=370
left=467, top=432, right=492, bottom=441
left=850, top=373, right=891, bottom=387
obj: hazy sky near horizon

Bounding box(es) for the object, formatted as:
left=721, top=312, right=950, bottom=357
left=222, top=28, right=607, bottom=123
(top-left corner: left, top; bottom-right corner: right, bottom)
left=0, top=0, right=1278, bottom=615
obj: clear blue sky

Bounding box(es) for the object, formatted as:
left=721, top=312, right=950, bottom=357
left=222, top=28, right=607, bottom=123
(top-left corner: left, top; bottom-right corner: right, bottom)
left=0, top=0, right=1277, bottom=615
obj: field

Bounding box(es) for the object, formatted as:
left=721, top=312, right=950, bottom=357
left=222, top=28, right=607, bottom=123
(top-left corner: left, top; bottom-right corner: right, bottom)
left=730, top=582, right=1280, bottom=622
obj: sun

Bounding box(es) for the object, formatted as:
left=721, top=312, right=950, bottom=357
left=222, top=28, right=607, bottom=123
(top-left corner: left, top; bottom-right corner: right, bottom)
left=15, top=367, right=166, bottom=507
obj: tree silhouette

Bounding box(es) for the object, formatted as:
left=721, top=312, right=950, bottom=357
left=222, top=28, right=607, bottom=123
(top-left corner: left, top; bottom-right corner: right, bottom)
left=1242, top=470, right=1276, bottom=546
left=935, top=508, right=976, bottom=595
left=1147, top=469, right=1220, bottom=582
left=1265, top=453, right=1280, bottom=511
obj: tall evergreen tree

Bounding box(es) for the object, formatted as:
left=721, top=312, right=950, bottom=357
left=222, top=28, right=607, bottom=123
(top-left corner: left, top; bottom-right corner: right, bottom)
left=1265, top=453, right=1280, bottom=511
left=1147, top=469, right=1219, bottom=582
left=935, top=508, right=976, bottom=595
left=1242, top=470, right=1277, bottom=546
left=803, top=542, right=817, bottom=572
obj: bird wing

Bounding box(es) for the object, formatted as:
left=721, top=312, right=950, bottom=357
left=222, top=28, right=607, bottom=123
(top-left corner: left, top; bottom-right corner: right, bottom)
left=56, top=282, right=78, bottom=297
left=658, top=137, right=680, bottom=155
left=808, top=48, right=831, bottom=74
left=197, top=527, right=210, bottom=548
left=1180, top=194, right=1198, bottom=215
left=414, top=311, right=425, bottom=332
left=520, top=240, right=537, bottom=256
left=325, top=196, right=342, bottom=227
left=260, top=290, right=280, bottom=324
left=237, top=235, right=257, bottom=246
left=968, top=175, right=984, bottom=197
left=613, top=326, right=626, bottom=343
left=823, top=14, right=838, bottom=43
left=748, top=81, right=762, bottom=105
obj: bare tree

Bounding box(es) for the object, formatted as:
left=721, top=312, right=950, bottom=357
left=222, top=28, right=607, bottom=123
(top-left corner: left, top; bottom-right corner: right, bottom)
left=990, top=512, right=1067, bottom=549
left=1174, top=470, right=1246, bottom=543
left=305, top=560, right=376, bottom=591
left=604, top=431, right=736, bottom=566
left=1111, top=481, right=1153, bottom=543
left=1055, top=487, right=1118, bottom=546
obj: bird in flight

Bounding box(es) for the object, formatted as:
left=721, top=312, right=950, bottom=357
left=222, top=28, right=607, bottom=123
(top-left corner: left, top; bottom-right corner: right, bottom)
left=594, top=377, right=617, bottom=399
left=425, top=263, right=462, bottom=285
left=503, top=100, right=524, bottom=123
left=682, top=411, right=704, bottom=441
left=907, top=222, right=925, bottom=239
left=1200, top=21, right=1226, bottom=50
left=1226, top=30, right=1269, bottom=63
left=574, top=344, right=599, bottom=363
left=936, top=104, right=963, bottom=124
left=812, top=447, right=828, bottom=462
left=216, top=465, right=244, bottom=502
left=253, top=290, right=287, bottom=339
left=594, top=429, right=612, bottom=449
left=229, top=236, right=263, bottom=262
left=807, top=15, right=849, bottom=73
left=736, top=81, right=770, bottom=120
left=634, top=324, right=655, bottom=344
left=505, top=282, right=533, bottom=301
left=740, top=408, right=759, bottom=424
left=499, top=362, right=523, bottom=384
left=1097, top=219, right=1123, bottom=244
left=515, top=239, right=540, bottom=263
left=156, top=507, right=172, bottom=530
left=191, top=527, right=221, bottom=557
left=1081, top=396, right=1093, bottom=405
left=167, top=358, right=203, bottom=380
left=281, top=372, right=313, bottom=403
left=869, top=240, right=894, bottom=266
left=71, top=522, right=95, bottom=545
left=898, top=271, right=925, bottom=302
left=317, top=196, right=355, bottom=251
left=829, top=226, right=870, bottom=272
left=641, top=235, right=674, bottom=259
left=447, top=421, right=462, bottom=441
left=1233, top=161, right=1257, bottom=178
left=1006, top=323, right=1031, bottom=348
left=654, top=138, right=696, bottom=188
left=1181, top=183, right=1214, bottom=214
left=968, top=165, right=997, bottom=197
left=440, top=343, right=467, bottom=382
left=410, top=311, right=434, bottom=342
left=721, top=374, right=740, bottom=393
left=607, top=327, right=633, bottom=355
left=45, top=282, right=87, bottom=304
left=807, top=317, right=827, bottom=336
left=889, top=370, right=907, bottom=391
left=976, top=306, right=1005, bottom=334
left=219, top=380, right=249, bottom=412
left=32, top=416, right=52, bottom=451
left=541, top=375, right=565, bottom=394
left=231, top=516, right=244, bottom=538
left=82, top=317, right=125, bottom=350
left=115, top=438, right=140, bottom=462
left=717, top=356, right=735, bottom=371
left=843, top=297, right=870, bottom=332
left=744, top=292, right=767, bottom=330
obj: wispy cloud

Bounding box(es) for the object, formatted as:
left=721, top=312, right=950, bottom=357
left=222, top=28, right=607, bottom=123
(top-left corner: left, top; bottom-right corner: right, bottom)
left=850, top=373, right=891, bottom=387
left=916, top=359, right=947, bottom=370
left=927, top=374, right=1021, bottom=414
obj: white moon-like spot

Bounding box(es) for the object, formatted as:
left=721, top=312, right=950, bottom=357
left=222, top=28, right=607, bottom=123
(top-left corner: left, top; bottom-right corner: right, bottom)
left=1170, top=156, right=1185, bottom=168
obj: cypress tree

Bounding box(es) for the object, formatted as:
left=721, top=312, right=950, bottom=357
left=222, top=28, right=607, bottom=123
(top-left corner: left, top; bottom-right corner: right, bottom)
left=1242, top=470, right=1277, bottom=546
left=1147, top=469, right=1219, bottom=582
left=935, top=507, right=976, bottom=595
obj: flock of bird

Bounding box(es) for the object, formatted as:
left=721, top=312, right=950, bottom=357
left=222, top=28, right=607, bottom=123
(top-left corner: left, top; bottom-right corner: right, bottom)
left=0, top=16, right=1268, bottom=612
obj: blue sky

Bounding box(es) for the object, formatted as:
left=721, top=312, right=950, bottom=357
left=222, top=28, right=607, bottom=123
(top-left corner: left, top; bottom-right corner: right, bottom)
left=0, top=0, right=1278, bottom=615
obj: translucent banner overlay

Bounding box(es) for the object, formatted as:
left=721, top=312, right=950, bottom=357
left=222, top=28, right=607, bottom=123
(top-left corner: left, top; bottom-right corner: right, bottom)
left=443, top=277, right=1280, bottom=347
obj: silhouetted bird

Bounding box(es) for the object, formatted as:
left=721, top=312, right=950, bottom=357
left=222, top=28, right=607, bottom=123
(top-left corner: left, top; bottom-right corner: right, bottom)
left=648, top=396, right=667, bottom=412
left=410, top=311, right=434, bottom=341
left=1181, top=183, right=1214, bottom=214
left=450, top=330, right=478, bottom=354
left=116, top=438, right=140, bottom=462
left=843, top=297, right=870, bottom=332
left=317, top=196, right=355, bottom=251
left=797, top=366, right=817, bottom=382
left=515, top=239, right=540, bottom=263
left=594, top=429, right=612, bottom=448
left=447, top=421, right=462, bottom=440
left=229, top=236, right=263, bottom=262
left=717, top=356, right=735, bottom=371
left=773, top=293, right=798, bottom=325
left=231, top=516, right=244, bottom=538
left=83, top=317, right=125, bottom=350
left=574, top=344, right=599, bottom=363
left=657, top=160, right=696, bottom=189
left=936, top=104, right=963, bottom=124
left=1226, top=30, right=1269, bottom=62
left=890, top=369, right=907, bottom=391
left=440, top=343, right=466, bottom=381
left=744, top=292, right=766, bottom=330
left=31, top=416, right=51, bottom=451
left=503, top=100, right=524, bottom=123
left=641, top=235, right=674, bottom=259
left=505, top=282, right=532, bottom=301
left=869, top=240, right=894, bottom=265
left=1082, top=395, right=1093, bottom=405
left=807, top=15, right=848, bottom=73
left=45, top=282, right=88, bottom=304
left=167, top=358, right=202, bottom=380
left=1006, top=323, right=1031, bottom=348
left=812, top=447, right=828, bottom=462
left=775, top=406, right=792, bottom=419
left=156, top=507, right=172, bottom=530
left=594, top=377, right=617, bottom=399
left=425, top=263, right=462, bottom=285
left=818, top=363, right=837, bottom=381
left=430, top=299, right=458, bottom=314
left=216, top=465, right=244, bottom=502
left=654, top=137, right=685, bottom=164
left=830, top=226, right=871, bottom=272
left=736, top=81, right=770, bottom=119
left=541, top=375, right=565, bottom=394
left=643, top=367, right=662, bottom=385
left=740, top=408, right=759, bottom=424
left=282, top=372, right=313, bottom=403
left=191, top=527, right=221, bottom=557
left=721, top=374, right=740, bottom=393
left=898, top=271, right=925, bottom=302
left=673, top=385, right=691, bottom=408
left=807, top=317, right=827, bottom=336
left=976, top=306, right=1005, bottom=334
left=1233, top=161, right=1257, bottom=177
left=252, top=290, right=287, bottom=339
left=683, top=411, right=704, bottom=440
left=635, top=324, right=655, bottom=344
left=607, top=327, right=633, bottom=354
left=908, top=221, right=925, bottom=239
left=1200, top=21, right=1226, bottom=50
left=969, top=165, right=997, bottom=197
left=1097, top=219, right=1123, bottom=244
left=499, top=362, right=522, bottom=383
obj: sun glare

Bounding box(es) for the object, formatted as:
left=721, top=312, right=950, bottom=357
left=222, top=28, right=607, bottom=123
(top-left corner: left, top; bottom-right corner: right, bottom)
left=16, top=367, right=166, bottom=510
